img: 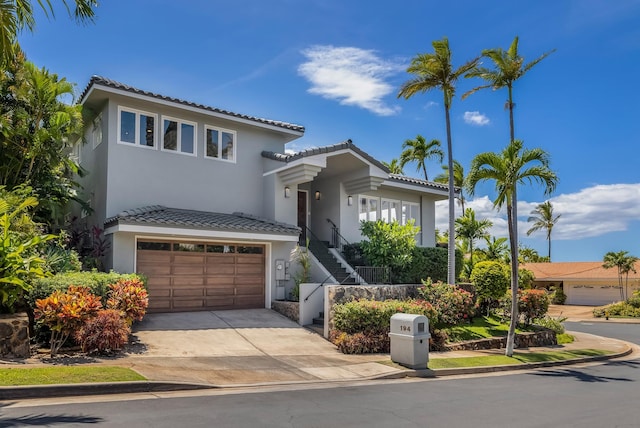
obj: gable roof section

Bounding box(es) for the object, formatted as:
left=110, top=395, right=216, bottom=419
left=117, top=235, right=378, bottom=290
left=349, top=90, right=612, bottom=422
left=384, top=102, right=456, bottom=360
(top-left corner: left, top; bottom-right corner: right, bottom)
left=262, top=140, right=452, bottom=193
left=104, top=206, right=300, bottom=236
left=79, top=76, right=305, bottom=134
left=524, top=261, right=640, bottom=281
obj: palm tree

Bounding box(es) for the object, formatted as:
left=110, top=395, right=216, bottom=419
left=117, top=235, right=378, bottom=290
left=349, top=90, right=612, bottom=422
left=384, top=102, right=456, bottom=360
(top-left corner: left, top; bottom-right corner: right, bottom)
left=526, top=201, right=561, bottom=260
left=382, top=158, right=405, bottom=175
left=399, top=135, right=443, bottom=181
left=398, top=37, right=479, bottom=285
left=603, top=251, right=639, bottom=301
left=0, top=0, right=98, bottom=65
left=479, top=236, right=509, bottom=262
left=464, top=36, right=555, bottom=144
left=466, top=139, right=557, bottom=356
left=455, top=208, right=492, bottom=268
left=434, top=159, right=466, bottom=212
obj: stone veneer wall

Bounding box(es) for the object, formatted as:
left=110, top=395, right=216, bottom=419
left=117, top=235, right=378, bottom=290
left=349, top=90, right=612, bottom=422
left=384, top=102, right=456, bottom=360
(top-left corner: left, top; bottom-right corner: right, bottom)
left=326, top=284, right=421, bottom=333
left=0, top=314, right=30, bottom=358
left=271, top=300, right=299, bottom=323
left=444, top=329, right=557, bottom=351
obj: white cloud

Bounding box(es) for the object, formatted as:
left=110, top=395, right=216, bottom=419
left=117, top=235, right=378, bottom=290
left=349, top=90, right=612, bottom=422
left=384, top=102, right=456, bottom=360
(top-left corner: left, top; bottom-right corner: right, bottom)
left=285, top=142, right=318, bottom=155
left=463, top=111, right=490, bottom=126
left=298, top=45, right=403, bottom=116
left=436, top=183, right=640, bottom=242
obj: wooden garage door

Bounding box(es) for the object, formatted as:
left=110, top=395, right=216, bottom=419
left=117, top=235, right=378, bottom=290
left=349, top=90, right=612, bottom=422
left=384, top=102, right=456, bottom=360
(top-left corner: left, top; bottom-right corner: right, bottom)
left=136, top=241, right=265, bottom=312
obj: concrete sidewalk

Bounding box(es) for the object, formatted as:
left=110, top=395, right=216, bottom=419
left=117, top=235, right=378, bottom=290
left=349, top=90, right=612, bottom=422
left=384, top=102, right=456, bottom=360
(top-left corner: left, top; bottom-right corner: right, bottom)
left=0, top=309, right=636, bottom=399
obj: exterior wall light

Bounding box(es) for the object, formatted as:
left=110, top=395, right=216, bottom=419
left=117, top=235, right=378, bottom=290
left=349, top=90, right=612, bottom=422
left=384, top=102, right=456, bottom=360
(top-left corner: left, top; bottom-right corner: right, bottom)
left=315, top=191, right=321, bottom=200
left=284, top=186, right=291, bottom=198
left=347, top=195, right=353, bottom=206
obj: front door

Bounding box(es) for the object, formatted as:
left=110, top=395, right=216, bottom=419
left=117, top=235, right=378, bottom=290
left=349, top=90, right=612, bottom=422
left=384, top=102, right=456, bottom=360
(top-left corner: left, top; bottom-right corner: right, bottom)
left=297, top=190, right=307, bottom=245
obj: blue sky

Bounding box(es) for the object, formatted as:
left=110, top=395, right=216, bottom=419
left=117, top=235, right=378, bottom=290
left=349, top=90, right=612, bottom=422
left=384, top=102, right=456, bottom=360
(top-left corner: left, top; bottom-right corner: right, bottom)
left=19, top=0, right=640, bottom=262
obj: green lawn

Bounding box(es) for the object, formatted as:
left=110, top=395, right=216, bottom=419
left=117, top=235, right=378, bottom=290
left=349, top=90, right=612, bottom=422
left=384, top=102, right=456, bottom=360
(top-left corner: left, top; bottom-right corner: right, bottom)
left=444, top=316, right=533, bottom=342
left=428, top=349, right=612, bottom=369
left=0, top=366, right=146, bottom=386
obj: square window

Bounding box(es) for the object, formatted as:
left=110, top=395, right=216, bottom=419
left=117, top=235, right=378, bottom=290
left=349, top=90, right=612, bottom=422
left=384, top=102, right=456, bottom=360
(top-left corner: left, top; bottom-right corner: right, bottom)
left=205, top=126, right=236, bottom=162
left=118, top=107, right=157, bottom=149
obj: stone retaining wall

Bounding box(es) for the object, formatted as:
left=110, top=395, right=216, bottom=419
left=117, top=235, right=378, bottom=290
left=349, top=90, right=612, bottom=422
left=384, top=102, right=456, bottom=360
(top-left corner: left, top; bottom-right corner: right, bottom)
left=271, top=300, right=299, bottom=323
left=444, top=328, right=557, bottom=351
left=0, top=314, right=30, bottom=358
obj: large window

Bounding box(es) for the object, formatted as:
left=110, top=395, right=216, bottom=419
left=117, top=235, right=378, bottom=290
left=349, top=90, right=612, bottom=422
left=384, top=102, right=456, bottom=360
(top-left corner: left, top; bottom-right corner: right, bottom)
left=162, top=116, right=196, bottom=155
left=381, top=199, right=400, bottom=223
left=118, top=107, right=157, bottom=148
left=359, top=195, right=420, bottom=227
left=402, top=202, right=420, bottom=226
left=205, top=125, right=236, bottom=162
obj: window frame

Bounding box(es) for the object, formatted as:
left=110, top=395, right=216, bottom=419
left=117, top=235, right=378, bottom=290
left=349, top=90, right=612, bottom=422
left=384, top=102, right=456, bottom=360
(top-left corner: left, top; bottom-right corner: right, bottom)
left=401, top=201, right=421, bottom=227
left=381, top=198, right=401, bottom=223
left=92, top=113, right=103, bottom=149
left=117, top=106, right=158, bottom=150
left=160, top=115, right=197, bottom=156
left=204, top=125, right=237, bottom=163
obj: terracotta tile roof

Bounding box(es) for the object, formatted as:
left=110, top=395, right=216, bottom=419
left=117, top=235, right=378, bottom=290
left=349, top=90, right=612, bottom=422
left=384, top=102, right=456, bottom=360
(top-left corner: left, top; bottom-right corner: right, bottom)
left=79, top=76, right=305, bottom=133
left=263, top=140, right=453, bottom=193
left=523, top=261, right=640, bottom=280
left=104, top=206, right=300, bottom=235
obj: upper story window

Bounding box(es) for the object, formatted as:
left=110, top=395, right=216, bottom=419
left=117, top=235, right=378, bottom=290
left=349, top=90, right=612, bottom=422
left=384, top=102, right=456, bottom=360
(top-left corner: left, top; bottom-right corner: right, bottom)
left=205, top=125, right=236, bottom=162
left=381, top=199, right=400, bottom=223
left=402, top=202, right=420, bottom=226
left=118, top=106, right=157, bottom=149
left=359, top=196, right=378, bottom=222
left=162, top=116, right=196, bottom=156
left=92, top=113, right=103, bottom=149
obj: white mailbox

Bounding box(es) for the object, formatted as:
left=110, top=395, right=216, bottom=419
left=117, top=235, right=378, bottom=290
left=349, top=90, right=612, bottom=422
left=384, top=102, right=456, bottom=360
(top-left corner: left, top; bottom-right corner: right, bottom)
left=389, top=313, right=430, bottom=369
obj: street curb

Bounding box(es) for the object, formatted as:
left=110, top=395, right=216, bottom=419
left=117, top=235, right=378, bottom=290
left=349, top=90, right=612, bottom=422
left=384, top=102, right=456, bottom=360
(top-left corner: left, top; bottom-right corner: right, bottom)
left=1, top=344, right=634, bottom=400
left=0, top=381, right=215, bottom=400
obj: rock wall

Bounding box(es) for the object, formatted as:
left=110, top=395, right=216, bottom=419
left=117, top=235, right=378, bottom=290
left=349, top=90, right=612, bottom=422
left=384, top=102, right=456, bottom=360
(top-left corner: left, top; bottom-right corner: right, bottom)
left=0, top=314, right=30, bottom=358
left=271, top=301, right=299, bottom=323
left=444, top=329, right=557, bottom=351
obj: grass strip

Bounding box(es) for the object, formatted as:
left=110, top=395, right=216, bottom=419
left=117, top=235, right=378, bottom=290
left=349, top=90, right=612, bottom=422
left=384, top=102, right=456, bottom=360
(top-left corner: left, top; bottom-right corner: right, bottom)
left=427, top=349, right=612, bottom=370
left=0, top=366, right=146, bottom=386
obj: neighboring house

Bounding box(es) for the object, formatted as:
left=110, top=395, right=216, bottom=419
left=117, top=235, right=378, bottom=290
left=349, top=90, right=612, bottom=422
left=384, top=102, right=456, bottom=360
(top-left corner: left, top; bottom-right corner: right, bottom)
left=525, top=262, right=640, bottom=306
left=75, top=76, right=450, bottom=313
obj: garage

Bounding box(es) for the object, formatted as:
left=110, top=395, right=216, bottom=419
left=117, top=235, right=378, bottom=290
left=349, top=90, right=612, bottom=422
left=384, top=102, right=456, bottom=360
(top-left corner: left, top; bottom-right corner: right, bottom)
left=136, top=240, right=265, bottom=312
left=568, top=284, right=622, bottom=306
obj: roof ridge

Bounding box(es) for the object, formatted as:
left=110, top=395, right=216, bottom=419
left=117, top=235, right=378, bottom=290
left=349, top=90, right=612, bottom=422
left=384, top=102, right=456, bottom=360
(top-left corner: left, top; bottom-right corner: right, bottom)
left=79, top=76, right=305, bottom=133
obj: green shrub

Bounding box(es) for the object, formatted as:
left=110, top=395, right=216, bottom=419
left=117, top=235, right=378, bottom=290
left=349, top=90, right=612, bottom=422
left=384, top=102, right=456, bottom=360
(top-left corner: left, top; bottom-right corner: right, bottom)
left=342, top=242, right=366, bottom=267
left=360, top=220, right=418, bottom=281
left=417, top=279, right=475, bottom=327
left=329, top=330, right=389, bottom=354
left=517, top=268, right=535, bottom=289
left=332, top=299, right=437, bottom=334
left=594, top=300, right=640, bottom=318
left=470, top=261, right=509, bottom=313
left=550, top=286, right=567, bottom=305
left=396, top=246, right=464, bottom=284
left=519, top=289, right=550, bottom=325
left=533, top=316, right=566, bottom=334
left=75, top=309, right=131, bottom=355
left=27, top=271, right=146, bottom=308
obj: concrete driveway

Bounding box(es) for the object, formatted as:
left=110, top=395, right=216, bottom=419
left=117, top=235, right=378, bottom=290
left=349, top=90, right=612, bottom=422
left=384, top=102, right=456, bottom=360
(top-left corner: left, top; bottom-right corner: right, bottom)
left=126, top=309, right=399, bottom=385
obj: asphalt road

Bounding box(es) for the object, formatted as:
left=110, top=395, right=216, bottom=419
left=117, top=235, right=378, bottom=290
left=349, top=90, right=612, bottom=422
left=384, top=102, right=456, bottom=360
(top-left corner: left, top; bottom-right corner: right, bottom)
left=2, top=323, right=639, bottom=428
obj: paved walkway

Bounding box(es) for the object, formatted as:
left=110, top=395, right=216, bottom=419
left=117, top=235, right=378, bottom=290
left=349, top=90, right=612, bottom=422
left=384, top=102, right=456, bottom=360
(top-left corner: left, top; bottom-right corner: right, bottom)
left=0, top=308, right=636, bottom=399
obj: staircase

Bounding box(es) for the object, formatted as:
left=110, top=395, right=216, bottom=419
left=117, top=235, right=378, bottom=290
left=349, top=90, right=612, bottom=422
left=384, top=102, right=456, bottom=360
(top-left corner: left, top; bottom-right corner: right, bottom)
left=306, top=311, right=324, bottom=336
left=308, top=238, right=359, bottom=285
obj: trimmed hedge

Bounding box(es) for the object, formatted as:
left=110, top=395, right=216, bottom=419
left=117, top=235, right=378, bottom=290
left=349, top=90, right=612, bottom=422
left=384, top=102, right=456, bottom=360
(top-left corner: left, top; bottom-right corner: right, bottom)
left=26, top=271, right=146, bottom=308
left=396, top=246, right=464, bottom=284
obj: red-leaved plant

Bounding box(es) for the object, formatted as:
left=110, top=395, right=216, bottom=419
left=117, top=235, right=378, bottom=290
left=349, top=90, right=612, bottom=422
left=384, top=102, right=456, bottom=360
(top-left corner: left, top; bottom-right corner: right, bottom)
left=106, top=278, right=149, bottom=325
left=74, top=309, right=131, bottom=354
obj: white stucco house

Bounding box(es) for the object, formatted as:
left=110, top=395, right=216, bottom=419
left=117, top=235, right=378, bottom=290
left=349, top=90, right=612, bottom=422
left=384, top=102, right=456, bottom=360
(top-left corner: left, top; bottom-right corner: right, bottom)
left=74, top=76, right=450, bottom=313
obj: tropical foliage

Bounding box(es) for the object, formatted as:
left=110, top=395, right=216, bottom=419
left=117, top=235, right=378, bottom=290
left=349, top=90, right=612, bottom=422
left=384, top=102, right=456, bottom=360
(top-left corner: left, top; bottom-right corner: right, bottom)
left=0, top=54, right=85, bottom=225
left=434, top=159, right=467, bottom=211
left=0, top=0, right=98, bottom=65
left=381, top=158, right=404, bottom=175
left=526, top=201, right=561, bottom=260
left=399, top=134, right=443, bottom=181
left=417, top=279, right=475, bottom=326
left=469, top=261, right=510, bottom=314
left=360, top=219, right=419, bottom=281
left=602, top=251, right=638, bottom=301
left=398, top=37, right=479, bottom=285
left=455, top=207, right=492, bottom=269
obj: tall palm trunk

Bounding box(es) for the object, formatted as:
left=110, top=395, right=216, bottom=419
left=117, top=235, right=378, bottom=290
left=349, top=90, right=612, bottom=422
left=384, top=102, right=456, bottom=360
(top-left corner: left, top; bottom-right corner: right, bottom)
left=505, top=84, right=518, bottom=357
left=548, top=232, right=552, bottom=261
left=445, top=105, right=456, bottom=285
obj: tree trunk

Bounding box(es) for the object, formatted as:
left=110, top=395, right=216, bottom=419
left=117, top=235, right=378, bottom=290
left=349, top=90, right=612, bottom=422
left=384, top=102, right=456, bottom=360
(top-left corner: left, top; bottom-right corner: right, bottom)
left=445, top=105, right=456, bottom=285
left=505, top=196, right=519, bottom=357
left=423, top=164, right=429, bottom=181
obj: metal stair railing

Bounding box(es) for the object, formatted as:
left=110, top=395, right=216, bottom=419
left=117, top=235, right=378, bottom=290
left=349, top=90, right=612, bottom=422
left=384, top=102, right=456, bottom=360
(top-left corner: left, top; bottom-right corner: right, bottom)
left=326, top=218, right=351, bottom=253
